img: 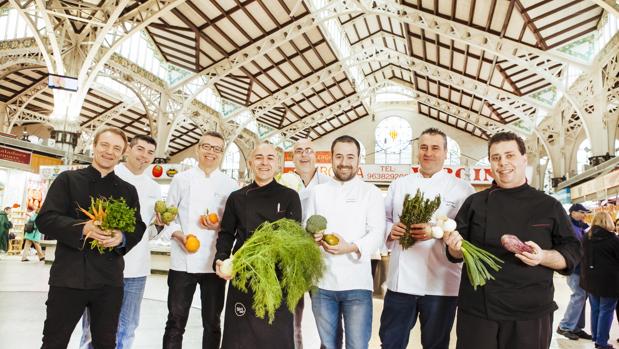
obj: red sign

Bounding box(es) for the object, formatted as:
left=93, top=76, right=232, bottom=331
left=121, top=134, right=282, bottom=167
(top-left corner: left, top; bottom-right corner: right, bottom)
left=0, top=146, right=31, bottom=165
left=284, top=151, right=331, bottom=163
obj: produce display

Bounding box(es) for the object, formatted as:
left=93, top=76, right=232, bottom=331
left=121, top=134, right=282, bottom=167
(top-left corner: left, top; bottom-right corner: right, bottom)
left=231, top=218, right=324, bottom=323
left=78, top=197, right=137, bottom=253
left=399, top=189, right=441, bottom=249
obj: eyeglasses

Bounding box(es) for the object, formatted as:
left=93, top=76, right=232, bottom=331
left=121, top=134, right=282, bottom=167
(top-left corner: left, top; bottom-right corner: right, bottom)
left=198, top=143, right=223, bottom=153
left=293, top=148, right=314, bottom=155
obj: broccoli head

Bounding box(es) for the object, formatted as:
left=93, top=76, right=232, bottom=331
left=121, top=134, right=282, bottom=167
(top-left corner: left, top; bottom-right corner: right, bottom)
left=306, top=214, right=327, bottom=234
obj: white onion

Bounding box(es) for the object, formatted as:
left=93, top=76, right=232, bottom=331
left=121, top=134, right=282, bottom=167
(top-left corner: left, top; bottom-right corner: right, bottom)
left=442, top=218, right=457, bottom=233
left=220, top=257, right=234, bottom=277
left=431, top=226, right=444, bottom=239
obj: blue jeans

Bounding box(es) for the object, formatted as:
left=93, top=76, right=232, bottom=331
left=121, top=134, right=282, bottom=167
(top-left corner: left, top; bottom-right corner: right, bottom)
left=379, top=290, right=458, bottom=349
left=590, top=295, right=618, bottom=346
left=558, top=272, right=587, bottom=331
left=80, top=276, right=147, bottom=349
left=311, top=288, right=373, bottom=349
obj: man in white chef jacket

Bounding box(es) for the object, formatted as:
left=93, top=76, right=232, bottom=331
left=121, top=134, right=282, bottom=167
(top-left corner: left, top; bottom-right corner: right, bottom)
left=291, top=138, right=331, bottom=348
left=379, top=128, right=475, bottom=349
left=160, top=131, right=238, bottom=349
left=80, top=134, right=161, bottom=349
left=305, top=135, right=385, bottom=349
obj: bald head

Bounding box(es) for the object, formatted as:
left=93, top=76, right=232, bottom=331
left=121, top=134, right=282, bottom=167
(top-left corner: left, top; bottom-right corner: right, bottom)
left=292, top=138, right=317, bottom=175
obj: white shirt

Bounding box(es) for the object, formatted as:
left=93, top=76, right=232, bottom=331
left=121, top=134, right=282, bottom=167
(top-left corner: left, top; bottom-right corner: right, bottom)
left=385, top=170, right=475, bottom=296
left=115, top=163, right=161, bottom=278
left=161, top=167, right=237, bottom=273
left=296, top=170, right=331, bottom=221
left=305, top=176, right=386, bottom=291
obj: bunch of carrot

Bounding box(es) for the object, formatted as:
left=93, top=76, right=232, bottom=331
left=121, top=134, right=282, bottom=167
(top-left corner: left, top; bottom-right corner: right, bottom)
left=79, top=197, right=136, bottom=253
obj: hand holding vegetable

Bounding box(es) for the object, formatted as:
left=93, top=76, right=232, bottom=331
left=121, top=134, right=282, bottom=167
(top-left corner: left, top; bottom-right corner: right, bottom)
left=399, top=190, right=441, bottom=249
left=215, top=259, right=233, bottom=280
left=442, top=220, right=503, bottom=290
left=410, top=223, right=432, bottom=241
left=171, top=231, right=190, bottom=253
left=514, top=241, right=544, bottom=267
left=82, top=221, right=108, bottom=243
left=100, top=229, right=123, bottom=248
left=199, top=211, right=220, bottom=231
left=78, top=197, right=136, bottom=253
left=388, top=222, right=406, bottom=241
left=312, top=230, right=324, bottom=245
left=154, top=200, right=178, bottom=226
left=500, top=234, right=534, bottom=254
left=320, top=233, right=357, bottom=256
left=443, top=229, right=463, bottom=257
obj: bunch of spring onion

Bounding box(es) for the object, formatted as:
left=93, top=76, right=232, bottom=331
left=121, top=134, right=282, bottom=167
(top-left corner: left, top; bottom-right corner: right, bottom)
left=432, top=215, right=503, bottom=290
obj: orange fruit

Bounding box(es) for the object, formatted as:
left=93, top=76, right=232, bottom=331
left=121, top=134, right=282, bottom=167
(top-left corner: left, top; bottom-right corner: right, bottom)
left=185, top=234, right=200, bottom=253
left=208, top=213, right=219, bottom=224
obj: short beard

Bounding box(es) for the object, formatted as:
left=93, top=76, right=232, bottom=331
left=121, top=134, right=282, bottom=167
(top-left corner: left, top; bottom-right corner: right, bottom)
left=334, top=168, right=356, bottom=182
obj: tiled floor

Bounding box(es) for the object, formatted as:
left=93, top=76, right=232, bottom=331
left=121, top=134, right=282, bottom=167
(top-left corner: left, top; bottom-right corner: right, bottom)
left=1, top=254, right=617, bottom=348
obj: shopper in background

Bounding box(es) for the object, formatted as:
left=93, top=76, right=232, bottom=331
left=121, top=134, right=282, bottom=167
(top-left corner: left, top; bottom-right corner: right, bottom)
left=36, top=127, right=145, bottom=349
left=556, top=203, right=593, bottom=340
left=80, top=134, right=162, bottom=349
left=580, top=211, right=619, bottom=349
left=0, top=206, right=12, bottom=252
left=160, top=131, right=238, bottom=349
left=21, top=208, right=44, bottom=261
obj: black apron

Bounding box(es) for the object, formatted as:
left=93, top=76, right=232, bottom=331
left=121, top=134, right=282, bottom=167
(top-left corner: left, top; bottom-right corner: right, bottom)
left=220, top=283, right=294, bottom=349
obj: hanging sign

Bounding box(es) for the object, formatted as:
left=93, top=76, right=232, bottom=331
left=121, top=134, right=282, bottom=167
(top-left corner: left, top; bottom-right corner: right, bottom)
left=0, top=146, right=31, bottom=165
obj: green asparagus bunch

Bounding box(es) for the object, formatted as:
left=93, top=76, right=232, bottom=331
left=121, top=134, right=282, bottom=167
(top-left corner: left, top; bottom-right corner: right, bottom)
left=399, top=189, right=441, bottom=249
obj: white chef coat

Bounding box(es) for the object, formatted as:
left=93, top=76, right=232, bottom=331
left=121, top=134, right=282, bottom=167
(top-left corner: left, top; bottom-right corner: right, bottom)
left=305, top=176, right=386, bottom=291
left=115, top=163, right=161, bottom=278
left=385, top=170, right=475, bottom=296
left=296, top=170, right=331, bottom=221
left=161, top=167, right=238, bottom=273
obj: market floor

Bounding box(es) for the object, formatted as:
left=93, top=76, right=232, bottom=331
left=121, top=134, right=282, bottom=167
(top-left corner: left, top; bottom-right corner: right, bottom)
left=1, top=255, right=617, bottom=349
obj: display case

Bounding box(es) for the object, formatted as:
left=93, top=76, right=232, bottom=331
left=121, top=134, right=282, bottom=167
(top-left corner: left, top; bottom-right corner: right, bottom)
left=9, top=209, right=28, bottom=239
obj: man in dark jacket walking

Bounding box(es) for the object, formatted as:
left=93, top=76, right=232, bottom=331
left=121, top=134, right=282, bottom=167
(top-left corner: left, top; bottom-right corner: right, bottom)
left=557, top=203, right=592, bottom=340
left=36, top=127, right=146, bottom=349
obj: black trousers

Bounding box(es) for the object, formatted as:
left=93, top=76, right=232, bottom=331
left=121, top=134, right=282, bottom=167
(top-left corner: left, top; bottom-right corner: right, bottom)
left=163, top=270, right=225, bottom=349
left=456, top=309, right=553, bottom=349
left=41, top=285, right=123, bottom=349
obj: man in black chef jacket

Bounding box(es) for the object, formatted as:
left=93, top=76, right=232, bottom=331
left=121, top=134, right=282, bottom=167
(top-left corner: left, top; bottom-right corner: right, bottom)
left=443, top=132, right=581, bottom=349
left=214, top=142, right=302, bottom=349
left=36, top=127, right=146, bottom=349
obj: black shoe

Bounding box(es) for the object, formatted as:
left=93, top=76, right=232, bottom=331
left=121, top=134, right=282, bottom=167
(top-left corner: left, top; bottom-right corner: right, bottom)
left=573, top=329, right=593, bottom=340
left=594, top=344, right=615, bottom=349
left=556, top=327, right=579, bottom=340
